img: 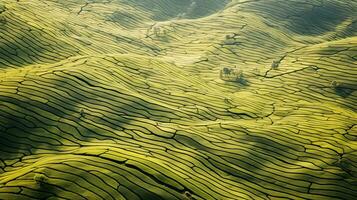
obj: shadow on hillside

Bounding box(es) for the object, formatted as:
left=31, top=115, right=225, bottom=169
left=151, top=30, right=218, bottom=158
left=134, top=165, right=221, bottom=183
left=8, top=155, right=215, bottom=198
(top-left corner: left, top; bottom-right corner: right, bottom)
left=118, top=0, right=230, bottom=21
left=174, top=125, right=357, bottom=198
left=241, top=0, right=354, bottom=36
left=0, top=75, right=137, bottom=160
left=0, top=11, right=78, bottom=69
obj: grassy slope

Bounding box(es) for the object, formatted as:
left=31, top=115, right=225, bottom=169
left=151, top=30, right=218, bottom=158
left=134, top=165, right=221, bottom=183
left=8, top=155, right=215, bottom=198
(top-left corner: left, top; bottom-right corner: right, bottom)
left=0, top=0, right=356, bottom=199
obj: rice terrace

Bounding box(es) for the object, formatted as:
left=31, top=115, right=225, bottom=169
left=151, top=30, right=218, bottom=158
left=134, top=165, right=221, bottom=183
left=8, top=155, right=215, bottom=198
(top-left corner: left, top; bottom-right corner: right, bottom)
left=0, top=0, right=356, bottom=199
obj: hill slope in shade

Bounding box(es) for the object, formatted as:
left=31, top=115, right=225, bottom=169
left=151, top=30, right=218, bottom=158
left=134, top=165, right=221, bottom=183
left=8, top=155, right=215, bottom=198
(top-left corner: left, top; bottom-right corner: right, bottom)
left=0, top=0, right=356, bottom=199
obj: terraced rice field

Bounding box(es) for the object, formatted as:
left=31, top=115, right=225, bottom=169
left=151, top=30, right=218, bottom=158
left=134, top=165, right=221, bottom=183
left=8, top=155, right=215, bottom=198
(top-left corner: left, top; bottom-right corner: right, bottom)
left=0, top=0, right=356, bottom=199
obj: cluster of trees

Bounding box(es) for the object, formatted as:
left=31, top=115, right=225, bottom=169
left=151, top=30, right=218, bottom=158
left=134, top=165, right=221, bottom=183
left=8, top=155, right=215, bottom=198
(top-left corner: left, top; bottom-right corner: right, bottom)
left=34, top=173, right=47, bottom=185
left=219, top=67, right=245, bottom=84
left=147, top=23, right=171, bottom=41
left=153, top=26, right=168, bottom=37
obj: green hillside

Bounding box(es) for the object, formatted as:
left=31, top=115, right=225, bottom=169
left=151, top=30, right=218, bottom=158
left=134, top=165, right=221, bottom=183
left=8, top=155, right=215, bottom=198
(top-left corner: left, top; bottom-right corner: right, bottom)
left=0, top=0, right=356, bottom=199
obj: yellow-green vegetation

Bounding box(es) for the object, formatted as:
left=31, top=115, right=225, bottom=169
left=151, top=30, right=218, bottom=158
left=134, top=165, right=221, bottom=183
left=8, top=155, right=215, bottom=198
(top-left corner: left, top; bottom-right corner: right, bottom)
left=0, top=0, right=356, bottom=199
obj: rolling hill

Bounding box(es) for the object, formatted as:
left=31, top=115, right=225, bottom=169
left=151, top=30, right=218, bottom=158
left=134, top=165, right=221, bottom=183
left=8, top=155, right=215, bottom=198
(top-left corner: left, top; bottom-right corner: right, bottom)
left=0, top=0, right=356, bottom=199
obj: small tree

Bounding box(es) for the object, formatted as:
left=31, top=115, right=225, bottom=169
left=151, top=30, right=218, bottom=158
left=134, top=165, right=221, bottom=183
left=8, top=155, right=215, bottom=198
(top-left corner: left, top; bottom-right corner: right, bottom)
left=223, top=67, right=232, bottom=74
left=153, top=27, right=160, bottom=36
left=225, top=34, right=232, bottom=40
left=34, top=174, right=47, bottom=185
left=234, top=71, right=245, bottom=83
left=271, top=61, right=279, bottom=69
left=330, top=80, right=340, bottom=90
left=80, top=109, right=85, bottom=118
